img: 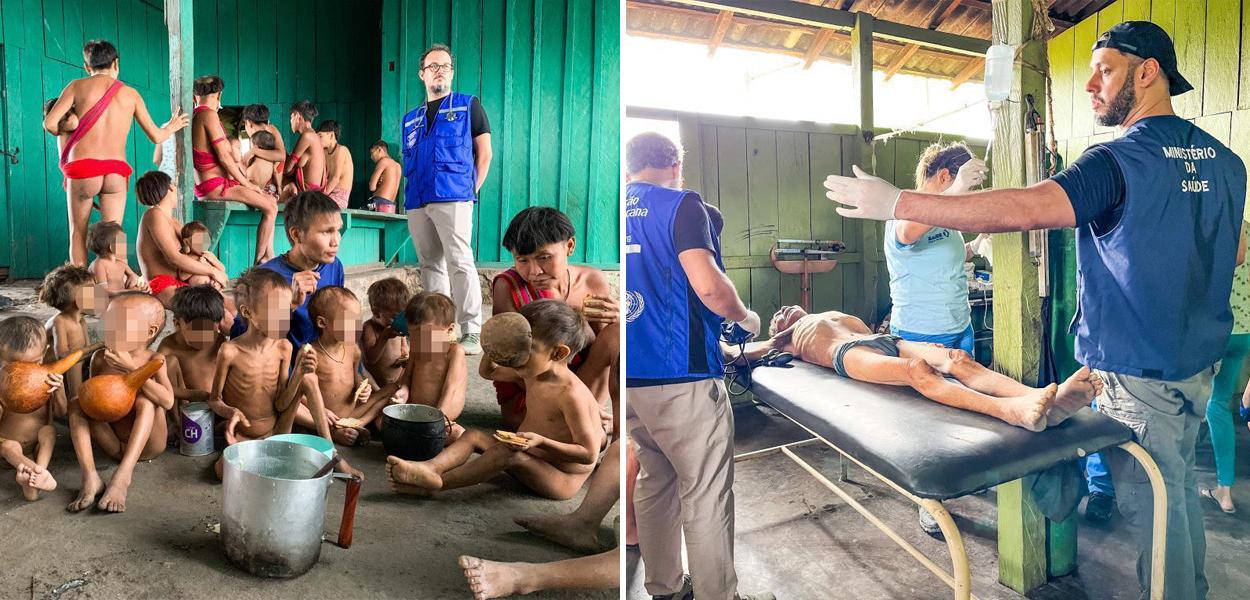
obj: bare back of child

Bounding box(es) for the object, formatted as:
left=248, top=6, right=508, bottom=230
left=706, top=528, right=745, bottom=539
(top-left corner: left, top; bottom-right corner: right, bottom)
left=86, top=220, right=147, bottom=295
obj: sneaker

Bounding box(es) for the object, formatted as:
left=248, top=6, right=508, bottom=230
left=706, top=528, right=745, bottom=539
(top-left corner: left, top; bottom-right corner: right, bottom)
left=1084, top=491, right=1115, bottom=524
left=459, top=333, right=482, bottom=355
left=652, top=575, right=693, bottom=600
left=918, top=505, right=945, bottom=539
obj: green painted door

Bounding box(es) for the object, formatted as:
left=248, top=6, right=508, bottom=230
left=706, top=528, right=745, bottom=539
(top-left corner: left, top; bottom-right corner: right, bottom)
left=0, top=44, right=10, bottom=275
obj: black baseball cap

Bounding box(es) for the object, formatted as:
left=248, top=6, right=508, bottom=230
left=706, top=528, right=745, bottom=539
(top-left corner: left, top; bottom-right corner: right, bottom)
left=1093, top=21, right=1192, bottom=96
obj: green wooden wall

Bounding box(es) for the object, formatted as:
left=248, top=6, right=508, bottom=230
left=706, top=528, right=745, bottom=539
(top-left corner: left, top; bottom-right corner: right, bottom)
left=0, top=0, right=170, bottom=278
left=193, top=0, right=382, bottom=211
left=0, top=0, right=382, bottom=279
left=1047, top=0, right=1249, bottom=378
left=380, top=0, right=621, bottom=268
left=652, top=108, right=985, bottom=326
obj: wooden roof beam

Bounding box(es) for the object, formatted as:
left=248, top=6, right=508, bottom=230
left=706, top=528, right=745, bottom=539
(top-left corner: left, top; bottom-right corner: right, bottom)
left=950, top=57, right=985, bottom=90
left=928, top=0, right=963, bottom=29
left=666, top=0, right=990, bottom=56
left=883, top=43, right=921, bottom=80
left=708, top=10, right=735, bottom=57
left=802, top=28, right=835, bottom=69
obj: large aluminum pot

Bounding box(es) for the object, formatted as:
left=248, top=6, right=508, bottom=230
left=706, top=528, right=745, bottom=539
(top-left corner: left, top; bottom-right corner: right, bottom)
left=220, top=439, right=361, bottom=577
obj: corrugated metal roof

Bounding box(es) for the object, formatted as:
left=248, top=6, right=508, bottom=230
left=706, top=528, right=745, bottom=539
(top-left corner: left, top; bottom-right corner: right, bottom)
left=627, top=0, right=1114, bottom=85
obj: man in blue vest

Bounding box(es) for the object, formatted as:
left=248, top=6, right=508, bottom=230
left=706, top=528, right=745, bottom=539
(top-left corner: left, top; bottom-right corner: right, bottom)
left=825, top=22, right=1246, bottom=599
left=401, top=43, right=493, bottom=354
left=625, top=131, right=771, bottom=600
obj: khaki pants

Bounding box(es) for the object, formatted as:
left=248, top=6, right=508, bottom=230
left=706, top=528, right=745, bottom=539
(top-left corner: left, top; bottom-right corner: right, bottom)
left=406, top=201, right=483, bottom=334
left=627, top=379, right=737, bottom=600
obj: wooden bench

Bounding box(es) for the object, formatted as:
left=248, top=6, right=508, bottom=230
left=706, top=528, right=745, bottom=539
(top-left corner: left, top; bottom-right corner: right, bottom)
left=193, top=202, right=412, bottom=278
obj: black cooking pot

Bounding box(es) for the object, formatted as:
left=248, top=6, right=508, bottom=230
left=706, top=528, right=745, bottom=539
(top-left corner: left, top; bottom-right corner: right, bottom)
left=381, top=404, right=446, bottom=461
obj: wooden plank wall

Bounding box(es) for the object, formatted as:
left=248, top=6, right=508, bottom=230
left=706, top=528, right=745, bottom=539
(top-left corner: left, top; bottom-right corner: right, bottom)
left=0, top=0, right=381, bottom=279
left=380, top=0, right=621, bottom=267
left=0, top=0, right=168, bottom=277
left=667, top=110, right=985, bottom=326
left=1047, top=0, right=1247, bottom=378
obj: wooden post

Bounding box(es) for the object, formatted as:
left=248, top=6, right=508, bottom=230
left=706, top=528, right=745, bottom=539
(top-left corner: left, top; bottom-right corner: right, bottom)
left=851, top=11, right=879, bottom=324
left=166, top=0, right=194, bottom=224
left=989, top=0, right=1051, bottom=593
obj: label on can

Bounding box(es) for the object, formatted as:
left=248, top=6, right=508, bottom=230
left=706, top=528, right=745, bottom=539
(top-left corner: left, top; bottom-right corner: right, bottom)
left=180, top=402, right=215, bottom=456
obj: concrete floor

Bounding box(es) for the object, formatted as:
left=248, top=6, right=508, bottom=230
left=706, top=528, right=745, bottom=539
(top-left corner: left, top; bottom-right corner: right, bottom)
left=0, top=279, right=620, bottom=600
left=626, top=401, right=1250, bottom=600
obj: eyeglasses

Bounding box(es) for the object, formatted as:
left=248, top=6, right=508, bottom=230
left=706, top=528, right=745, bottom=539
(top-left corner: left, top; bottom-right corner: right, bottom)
left=423, top=63, right=453, bottom=74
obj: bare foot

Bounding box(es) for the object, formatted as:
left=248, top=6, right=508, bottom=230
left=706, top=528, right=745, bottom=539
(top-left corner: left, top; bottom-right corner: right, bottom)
left=1001, top=384, right=1057, bottom=432
left=67, top=471, right=104, bottom=513
left=514, top=513, right=601, bottom=553
left=1051, top=367, right=1104, bottom=426
left=97, top=475, right=131, bottom=513
left=17, top=465, right=57, bottom=501
left=459, top=555, right=531, bottom=599
left=385, top=455, right=442, bottom=490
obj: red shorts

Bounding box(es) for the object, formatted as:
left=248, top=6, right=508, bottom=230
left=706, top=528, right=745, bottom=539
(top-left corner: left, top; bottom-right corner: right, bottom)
left=61, top=159, right=133, bottom=189
left=149, top=274, right=188, bottom=297
left=193, top=176, right=241, bottom=199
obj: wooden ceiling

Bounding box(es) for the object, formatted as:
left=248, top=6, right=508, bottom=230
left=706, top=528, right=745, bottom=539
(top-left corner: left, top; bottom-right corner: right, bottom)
left=626, top=0, right=1117, bottom=88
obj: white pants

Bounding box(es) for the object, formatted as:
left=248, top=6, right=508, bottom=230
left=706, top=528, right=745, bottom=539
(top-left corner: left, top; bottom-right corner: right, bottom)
left=406, top=201, right=483, bottom=334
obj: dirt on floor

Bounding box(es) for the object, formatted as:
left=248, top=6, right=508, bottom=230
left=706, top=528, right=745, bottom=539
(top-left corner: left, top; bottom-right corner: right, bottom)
left=627, top=401, right=1250, bottom=600
left=0, top=281, right=620, bottom=600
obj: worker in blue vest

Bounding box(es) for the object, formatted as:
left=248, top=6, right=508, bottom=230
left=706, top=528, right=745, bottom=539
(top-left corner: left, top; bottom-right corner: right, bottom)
left=625, top=131, right=772, bottom=600
left=401, top=43, right=492, bottom=355
left=824, top=22, right=1247, bottom=599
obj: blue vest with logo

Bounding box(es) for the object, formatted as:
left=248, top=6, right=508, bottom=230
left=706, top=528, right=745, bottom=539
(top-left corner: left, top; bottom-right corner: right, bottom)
left=625, top=182, right=725, bottom=383
left=401, top=91, right=478, bottom=210
left=1071, top=116, right=1247, bottom=380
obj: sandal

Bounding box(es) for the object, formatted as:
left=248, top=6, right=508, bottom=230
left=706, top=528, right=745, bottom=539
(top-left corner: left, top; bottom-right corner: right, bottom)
left=1200, top=487, right=1237, bottom=514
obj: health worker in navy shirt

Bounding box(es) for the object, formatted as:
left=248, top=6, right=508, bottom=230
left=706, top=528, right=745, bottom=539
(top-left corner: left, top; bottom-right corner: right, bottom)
left=824, top=22, right=1247, bottom=600
left=625, top=131, right=771, bottom=600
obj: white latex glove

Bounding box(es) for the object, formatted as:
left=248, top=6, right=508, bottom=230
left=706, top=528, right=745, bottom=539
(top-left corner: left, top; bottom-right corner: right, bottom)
left=824, top=165, right=901, bottom=221
left=736, top=310, right=761, bottom=337
left=946, top=158, right=989, bottom=194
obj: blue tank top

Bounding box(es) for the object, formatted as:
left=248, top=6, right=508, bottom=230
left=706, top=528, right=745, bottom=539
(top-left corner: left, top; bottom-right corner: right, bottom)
left=625, top=182, right=725, bottom=384
left=883, top=220, right=971, bottom=335
left=1071, top=116, right=1247, bottom=380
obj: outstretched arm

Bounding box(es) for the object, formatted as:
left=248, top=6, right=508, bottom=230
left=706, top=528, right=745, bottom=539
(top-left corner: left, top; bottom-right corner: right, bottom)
left=134, top=93, right=188, bottom=144
left=893, top=181, right=1077, bottom=233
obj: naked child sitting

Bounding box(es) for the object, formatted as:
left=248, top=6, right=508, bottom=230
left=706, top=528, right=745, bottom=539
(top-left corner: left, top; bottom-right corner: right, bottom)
left=743, top=306, right=1104, bottom=431
left=86, top=220, right=148, bottom=296
left=299, top=287, right=389, bottom=449
left=158, top=285, right=227, bottom=407
left=381, top=292, right=467, bottom=439
left=39, top=263, right=106, bottom=418
left=0, top=317, right=65, bottom=501
left=361, top=277, right=411, bottom=387
left=67, top=292, right=175, bottom=513
left=387, top=300, right=602, bottom=500
left=209, top=268, right=319, bottom=478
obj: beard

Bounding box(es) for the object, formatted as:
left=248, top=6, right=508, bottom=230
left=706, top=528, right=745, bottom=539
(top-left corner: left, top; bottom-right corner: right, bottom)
left=1095, top=68, right=1137, bottom=127
left=431, top=83, right=449, bottom=95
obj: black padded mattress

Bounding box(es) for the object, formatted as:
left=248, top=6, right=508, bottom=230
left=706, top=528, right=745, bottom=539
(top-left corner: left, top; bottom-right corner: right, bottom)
left=749, top=361, right=1133, bottom=499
